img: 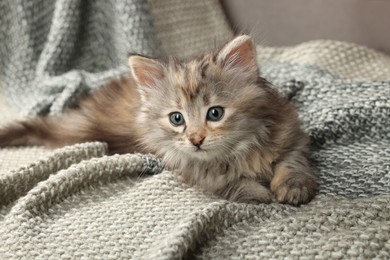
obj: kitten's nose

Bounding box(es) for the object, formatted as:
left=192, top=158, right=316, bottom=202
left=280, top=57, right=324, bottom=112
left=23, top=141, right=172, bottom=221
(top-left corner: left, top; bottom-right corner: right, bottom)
left=189, top=134, right=205, bottom=147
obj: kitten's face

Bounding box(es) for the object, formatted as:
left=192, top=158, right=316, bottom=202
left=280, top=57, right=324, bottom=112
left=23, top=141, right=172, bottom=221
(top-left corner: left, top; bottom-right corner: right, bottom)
left=130, top=36, right=268, bottom=163
left=147, top=64, right=263, bottom=161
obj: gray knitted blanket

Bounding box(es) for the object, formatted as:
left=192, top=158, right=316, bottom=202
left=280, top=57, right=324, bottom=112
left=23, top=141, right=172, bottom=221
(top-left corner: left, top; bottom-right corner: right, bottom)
left=0, top=0, right=162, bottom=116
left=1, top=1, right=390, bottom=259
left=0, top=0, right=231, bottom=116
left=1, top=41, right=389, bottom=259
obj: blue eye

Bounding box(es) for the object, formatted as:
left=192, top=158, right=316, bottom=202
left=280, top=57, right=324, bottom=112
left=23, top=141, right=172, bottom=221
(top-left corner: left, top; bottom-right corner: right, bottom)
left=207, top=106, right=224, bottom=121
left=169, top=112, right=185, bottom=126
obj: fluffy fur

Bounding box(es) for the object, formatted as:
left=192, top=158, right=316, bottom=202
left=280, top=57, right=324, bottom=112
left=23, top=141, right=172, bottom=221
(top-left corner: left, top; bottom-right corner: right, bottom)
left=0, top=35, right=317, bottom=205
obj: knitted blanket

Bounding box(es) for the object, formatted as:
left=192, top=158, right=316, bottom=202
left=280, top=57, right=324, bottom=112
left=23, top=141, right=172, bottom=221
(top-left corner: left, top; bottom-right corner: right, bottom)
left=1, top=40, right=389, bottom=259
left=0, top=0, right=231, bottom=116
left=1, top=2, right=390, bottom=259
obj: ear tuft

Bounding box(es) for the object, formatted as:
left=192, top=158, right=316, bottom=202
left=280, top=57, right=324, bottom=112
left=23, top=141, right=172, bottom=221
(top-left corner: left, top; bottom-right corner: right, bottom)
left=216, top=35, right=257, bottom=72
left=128, top=55, right=165, bottom=88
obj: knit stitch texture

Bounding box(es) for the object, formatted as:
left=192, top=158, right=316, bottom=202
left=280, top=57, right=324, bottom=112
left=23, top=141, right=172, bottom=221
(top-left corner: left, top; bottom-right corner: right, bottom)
left=1, top=40, right=389, bottom=259
left=0, top=2, right=389, bottom=259
left=0, top=0, right=232, bottom=116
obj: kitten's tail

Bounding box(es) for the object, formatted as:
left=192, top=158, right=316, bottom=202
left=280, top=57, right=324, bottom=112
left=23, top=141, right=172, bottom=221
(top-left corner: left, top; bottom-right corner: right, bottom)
left=0, top=113, right=91, bottom=148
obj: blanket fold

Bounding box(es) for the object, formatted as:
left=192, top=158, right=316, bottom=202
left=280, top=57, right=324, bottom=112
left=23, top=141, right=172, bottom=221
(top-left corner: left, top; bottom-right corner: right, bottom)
left=0, top=0, right=160, bottom=115
left=0, top=0, right=232, bottom=116
left=0, top=142, right=108, bottom=207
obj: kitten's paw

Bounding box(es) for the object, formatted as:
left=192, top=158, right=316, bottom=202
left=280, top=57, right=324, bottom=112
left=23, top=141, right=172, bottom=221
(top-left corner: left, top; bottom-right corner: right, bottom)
left=221, top=178, right=273, bottom=204
left=235, top=189, right=273, bottom=205
left=271, top=171, right=318, bottom=205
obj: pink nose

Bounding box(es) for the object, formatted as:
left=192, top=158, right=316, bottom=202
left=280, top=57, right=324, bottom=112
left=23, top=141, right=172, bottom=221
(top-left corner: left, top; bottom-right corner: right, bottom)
left=189, top=135, right=205, bottom=147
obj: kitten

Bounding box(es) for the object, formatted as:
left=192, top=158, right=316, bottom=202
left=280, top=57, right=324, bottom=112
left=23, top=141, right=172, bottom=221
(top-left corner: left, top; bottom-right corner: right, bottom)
left=0, top=35, right=317, bottom=205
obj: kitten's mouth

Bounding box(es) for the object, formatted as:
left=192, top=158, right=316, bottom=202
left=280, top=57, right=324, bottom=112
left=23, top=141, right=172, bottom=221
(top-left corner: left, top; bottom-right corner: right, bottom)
left=182, top=145, right=209, bottom=156
left=194, top=146, right=207, bottom=153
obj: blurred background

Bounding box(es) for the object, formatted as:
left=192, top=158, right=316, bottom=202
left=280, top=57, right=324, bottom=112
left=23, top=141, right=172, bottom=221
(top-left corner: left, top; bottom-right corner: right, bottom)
left=223, top=0, right=390, bottom=54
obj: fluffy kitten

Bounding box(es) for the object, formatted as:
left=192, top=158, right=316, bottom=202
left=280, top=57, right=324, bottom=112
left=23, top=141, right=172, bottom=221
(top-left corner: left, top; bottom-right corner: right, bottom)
left=0, top=35, right=317, bottom=205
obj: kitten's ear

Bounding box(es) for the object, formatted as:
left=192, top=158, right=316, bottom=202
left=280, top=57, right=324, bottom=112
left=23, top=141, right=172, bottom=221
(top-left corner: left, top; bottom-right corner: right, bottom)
left=216, top=35, right=258, bottom=73
left=128, top=55, right=165, bottom=88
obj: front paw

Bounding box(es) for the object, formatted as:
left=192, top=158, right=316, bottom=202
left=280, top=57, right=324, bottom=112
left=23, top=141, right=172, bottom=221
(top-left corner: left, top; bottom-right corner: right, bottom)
left=271, top=170, right=318, bottom=205
left=220, top=178, right=274, bottom=204
left=235, top=189, right=274, bottom=205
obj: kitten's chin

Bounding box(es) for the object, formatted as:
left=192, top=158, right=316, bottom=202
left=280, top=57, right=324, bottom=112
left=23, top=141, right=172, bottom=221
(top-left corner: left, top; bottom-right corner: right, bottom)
left=184, top=147, right=221, bottom=161
left=192, top=147, right=208, bottom=155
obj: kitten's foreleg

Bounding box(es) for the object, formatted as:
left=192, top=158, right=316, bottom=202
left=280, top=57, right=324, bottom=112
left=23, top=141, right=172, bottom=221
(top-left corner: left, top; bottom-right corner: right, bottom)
left=270, top=150, right=318, bottom=205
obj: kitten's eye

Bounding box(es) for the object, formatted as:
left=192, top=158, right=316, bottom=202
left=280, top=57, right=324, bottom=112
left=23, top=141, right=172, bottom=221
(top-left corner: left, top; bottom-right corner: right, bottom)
left=207, top=106, right=224, bottom=121
left=169, top=112, right=185, bottom=126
